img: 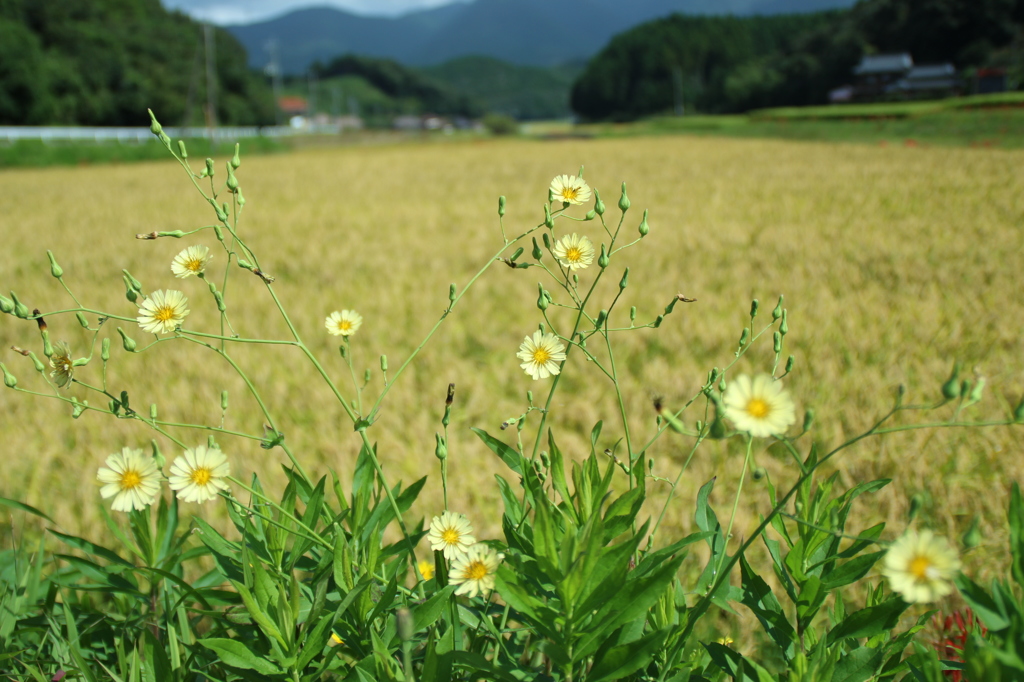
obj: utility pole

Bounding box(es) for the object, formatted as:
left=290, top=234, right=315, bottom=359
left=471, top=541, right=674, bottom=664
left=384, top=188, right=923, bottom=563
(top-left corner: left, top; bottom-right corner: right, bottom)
left=204, top=23, right=218, bottom=136
left=265, top=39, right=283, bottom=126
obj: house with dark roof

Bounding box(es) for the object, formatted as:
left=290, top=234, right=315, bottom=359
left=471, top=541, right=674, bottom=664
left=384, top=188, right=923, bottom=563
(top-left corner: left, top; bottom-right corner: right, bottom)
left=848, top=53, right=960, bottom=101
left=853, top=53, right=913, bottom=98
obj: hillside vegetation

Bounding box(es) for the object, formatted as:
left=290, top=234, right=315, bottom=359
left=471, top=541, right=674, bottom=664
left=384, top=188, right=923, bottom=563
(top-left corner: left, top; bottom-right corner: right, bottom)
left=0, top=0, right=274, bottom=126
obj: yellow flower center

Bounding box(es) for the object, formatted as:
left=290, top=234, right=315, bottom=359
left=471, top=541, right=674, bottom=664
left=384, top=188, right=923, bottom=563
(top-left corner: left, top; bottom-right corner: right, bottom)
left=746, top=398, right=771, bottom=419
left=909, top=555, right=932, bottom=580
left=338, top=320, right=352, bottom=331
left=120, top=469, right=143, bottom=490
left=466, top=560, right=489, bottom=581
left=418, top=560, right=435, bottom=580
left=190, top=467, right=213, bottom=486
left=59, top=359, right=71, bottom=371
left=560, top=187, right=579, bottom=202
left=441, top=528, right=461, bottom=545
left=565, top=246, right=583, bottom=262
left=186, top=258, right=204, bottom=272
left=532, top=348, right=551, bottom=364
left=155, top=305, right=176, bottom=322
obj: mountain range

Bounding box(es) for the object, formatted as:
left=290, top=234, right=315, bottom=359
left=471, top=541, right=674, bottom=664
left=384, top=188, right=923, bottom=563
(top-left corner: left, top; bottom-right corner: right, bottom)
left=225, top=0, right=858, bottom=73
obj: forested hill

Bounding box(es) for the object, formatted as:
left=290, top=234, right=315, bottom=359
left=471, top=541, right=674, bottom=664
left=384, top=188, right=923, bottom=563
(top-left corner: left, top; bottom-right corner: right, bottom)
left=0, top=0, right=275, bottom=126
left=572, top=0, right=1024, bottom=120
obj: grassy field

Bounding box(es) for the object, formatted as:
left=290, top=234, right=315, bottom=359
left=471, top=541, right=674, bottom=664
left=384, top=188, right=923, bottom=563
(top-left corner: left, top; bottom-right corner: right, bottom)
left=0, top=134, right=1022, bottom=586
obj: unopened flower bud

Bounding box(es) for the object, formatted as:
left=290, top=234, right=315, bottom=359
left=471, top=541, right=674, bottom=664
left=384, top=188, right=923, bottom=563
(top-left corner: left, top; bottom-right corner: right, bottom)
left=750, top=299, right=759, bottom=318
left=962, top=516, right=981, bottom=549
left=71, top=397, right=87, bottom=418
left=230, top=143, right=241, bottom=169
left=738, top=327, right=750, bottom=347
left=238, top=258, right=253, bottom=270
left=380, top=355, right=388, bottom=372
left=214, top=204, right=227, bottom=222
left=780, top=310, right=788, bottom=336
left=46, top=250, right=63, bottom=278
left=150, top=404, right=158, bottom=420
left=772, top=296, right=784, bottom=320
left=598, top=243, right=609, bottom=268
left=434, top=432, right=448, bottom=460
left=123, top=277, right=138, bottom=303
left=630, top=306, right=637, bottom=322
left=213, top=225, right=224, bottom=241
left=448, top=283, right=457, bottom=302
left=803, top=408, right=815, bottom=431
left=544, top=203, right=553, bottom=228
left=237, top=189, right=246, bottom=207
left=123, top=270, right=142, bottom=292
left=1, top=363, right=16, bottom=388
left=654, top=314, right=664, bottom=328
left=584, top=209, right=595, bottom=221
left=177, top=140, right=188, bottom=158
left=226, top=166, right=239, bottom=192
left=619, top=268, right=629, bottom=290
left=960, top=379, right=971, bottom=398
left=785, top=355, right=795, bottom=373
left=968, top=377, right=985, bottom=404
left=117, top=327, right=136, bottom=352
left=595, top=309, right=607, bottom=327
left=101, top=338, right=110, bottom=361
left=908, top=493, right=924, bottom=520
left=28, top=352, right=45, bottom=373
left=773, top=331, right=782, bottom=353
left=205, top=158, right=215, bottom=177
left=709, top=414, right=727, bottom=439
left=618, top=182, right=630, bottom=212
left=527, top=390, right=533, bottom=403
left=221, top=391, right=229, bottom=411
left=148, top=109, right=162, bottom=135
left=10, top=292, right=29, bottom=318
left=159, top=230, right=185, bottom=238
left=498, top=195, right=506, bottom=217
left=719, top=378, right=727, bottom=392
left=214, top=291, right=225, bottom=312
left=0, top=294, right=13, bottom=314
left=510, top=247, right=524, bottom=262
left=363, top=368, right=371, bottom=383
left=638, top=208, right=649, bottom=236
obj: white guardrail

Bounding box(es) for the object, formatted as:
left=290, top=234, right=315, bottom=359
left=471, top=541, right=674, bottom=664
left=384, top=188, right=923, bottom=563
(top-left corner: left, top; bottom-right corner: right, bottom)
left=0, top=125, right=343, bottom=143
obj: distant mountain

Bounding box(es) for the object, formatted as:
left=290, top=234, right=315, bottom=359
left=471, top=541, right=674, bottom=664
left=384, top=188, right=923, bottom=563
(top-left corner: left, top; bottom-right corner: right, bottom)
left=225, top=0, right=857, bottom=73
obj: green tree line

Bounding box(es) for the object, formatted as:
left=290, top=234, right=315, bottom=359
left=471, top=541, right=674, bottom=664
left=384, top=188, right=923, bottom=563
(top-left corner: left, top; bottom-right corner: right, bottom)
left=0, top=0, right=275, bottom=126
left=571, top=0, right=1024, bottom=120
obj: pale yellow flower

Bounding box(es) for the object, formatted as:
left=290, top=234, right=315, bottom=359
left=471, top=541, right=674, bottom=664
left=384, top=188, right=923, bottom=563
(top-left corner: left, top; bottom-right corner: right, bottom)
left=417, top=559, right=435, bottom=581
left=171, top=245, right=212, bottom=278
left=97, top=447, right=161, bottom=512
left=137, top=289, right=190, bottom=335
left=49, top=341, right=74, bottom=388
left=552, top=233, right=595, bottom=271
left=882, top=530, right=961, bottom=603
left=722, top=374, right=796, bottom=438
left=516, top=330, right=566, bottom=380
left=428, top=511, right=476, bottom=560
left=450, top=544, right=503, bottom=598
left=168, top=444, right=231, bottom=503
left=325, top=310, right=363, bottom=337
left=550, top=174, right=592, bottom=206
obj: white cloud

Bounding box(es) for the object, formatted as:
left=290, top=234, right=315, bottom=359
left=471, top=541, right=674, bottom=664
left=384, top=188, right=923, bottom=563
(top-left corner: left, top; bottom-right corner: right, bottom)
left=162, top=0, right=462, bottom=24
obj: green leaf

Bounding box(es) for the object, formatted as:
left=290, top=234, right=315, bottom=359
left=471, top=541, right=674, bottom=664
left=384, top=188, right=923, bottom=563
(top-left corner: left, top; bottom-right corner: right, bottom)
left=833, top=646, right=884, bottom=682
left=411, top=585, right=456, bottom=633
left=548, top=430, right=574, bottom=518
left=820, top=552, right=885, bottom=591
left=494, top=475, right=524, bottom=525
left=588, top=628, right=668, bottom=682
left=142, top=629, right=171, bottom=682
left=827, top=597, right=907, bottom=645
left=471, top=427, right=523, bottom=475
left=231, top=579, right=286, bottom=647
left=49, top=530, right=135, bottom=569
left=0, top=496, right=55, bottom=524
left=954, top=574, right=1011, bottom=631
left=1010, top=483, right=1024, bottom=589
left=705, top=642, right=774, bottom=682
left=201, top=638, right=284, bottom=675
left=740, top=553, right=795, bottom=657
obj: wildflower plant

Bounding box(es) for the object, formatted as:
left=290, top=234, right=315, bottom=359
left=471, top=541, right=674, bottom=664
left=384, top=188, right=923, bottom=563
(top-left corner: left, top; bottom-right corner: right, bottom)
left=0, top=109, right=1021, bottom=681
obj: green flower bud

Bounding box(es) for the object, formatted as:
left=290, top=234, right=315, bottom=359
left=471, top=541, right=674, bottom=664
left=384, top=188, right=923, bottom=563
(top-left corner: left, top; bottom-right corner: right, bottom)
left=238, top=258, right=253, bottom=270
left=237, top=189, right=246, bottom=207
left=448, top=283, right=457, bottom=302
left=363, top=368, right=371, bottom=383
left=498, top=195, right=506, bottom=217
left=598, top=243, right=609, bottom=268
left=0, top=293, right=13, bottom=315
left=10, top=292, right=29, bottom=318
left=150, top=404, right=158, bottom=420
left=779, top=309, right=788, bottom=335
left=962, top=516, right=981, bottom=549
left=213, top=225, right=224, bottom=241
left=709, top=414, right=727, bottom=439
left=738, top=327, right=750, bottom=347
left=123, top=276, right=138, bottom=303
left=28, top=352, right=45, bottom=373
left=773, top=331, right=782, bottom=353
left=960, top=379, right=971, bottom=398
left=46, top=250, right=63, bottom=278
left=803, top=408, right=815, bottom=431
left=177, top=140, right=188, bottom=158
left=510, top=247, right=524, bottom=262
left=218, top=203, right=230, bottom=221
left=208, top=281, right=218, bottom=295
left=1, top=363, right=16, bottom=388
left=544, top=203, right=553, bottom=228
left=709, top=367, right=720, bottom=384
left=159, top=230, right=185, bottom=238
left=638, top=208, right=649, bottom=236
left=101, top=338, right=110, bottom=361
left=772, top=296, right=784, bottom=320
left=527, top=390, right=534, bottom=403
left=968, top=377, right=985, bottom=404
left=74, top=313, right=88, bottom=329
left=585, top=209, right=595, bottom=220
left=434, top=432, right=448, bottom=460
left=595, top=309, right=607, bottom=327
left=117, top=327, right=136, bottom=352
left=908, top=493, right=924, bottom=520
left=72, top=356, right=88, bottom=367
left=221, top=390, right=229, bottom=411
left=226, top=166, right=239, bottom=192
left=593, top=188, right=605, bottom=215
left=785, top=355, right=795, bottom=373
left=528, top=238, right=542, bottom=261
left=719, top=378, right=727, bottom=392
left=122, top=270, right=142, bottom=292
left=618, top=182, right=630, bottom=213
left=542, top=232, right=551, bottom=249
left=629, top=306, right=637, bottom=322
left=230, top=143, right=241, bottom=169
left=654, top=314, right=664, bottom=328
left=205, top=158, right=215, bottom=177
left=214, top=291, right=226, bottom=312
left=380, top=355, right=388, bottom=372
left=619, top=267, right=629, bottom=290
left=750, top=299, right=759, bottom=318
left=148, top=109, right=162, bottom=135
left=71, top=397, right=87, bottom=418
left=537, top=283, right=549, bottom=311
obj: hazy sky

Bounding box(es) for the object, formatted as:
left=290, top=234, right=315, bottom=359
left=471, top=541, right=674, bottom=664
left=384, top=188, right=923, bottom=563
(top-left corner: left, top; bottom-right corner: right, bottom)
left=162, top=0, right=464, bottom=24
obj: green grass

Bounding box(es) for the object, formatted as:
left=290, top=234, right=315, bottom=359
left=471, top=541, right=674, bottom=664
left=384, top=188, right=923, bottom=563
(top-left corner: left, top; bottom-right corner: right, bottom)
left=0, top=137, right=287, bottom=169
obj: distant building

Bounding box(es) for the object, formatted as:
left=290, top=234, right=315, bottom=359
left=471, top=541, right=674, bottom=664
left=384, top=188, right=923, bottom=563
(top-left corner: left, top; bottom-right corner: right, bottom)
left=975, top=68, right=1008, bottom=94
left=888, top=64, right=961, bottom=97
left=853, top=53, right=913, bottom=98
left=278, top=96, right=309, bottom=117
left=848, top=53, right=959, bottom=101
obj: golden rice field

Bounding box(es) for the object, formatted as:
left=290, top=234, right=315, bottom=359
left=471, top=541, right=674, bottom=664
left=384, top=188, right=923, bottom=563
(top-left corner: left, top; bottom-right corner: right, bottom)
left=1, top=134, right=1022, bottom=584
